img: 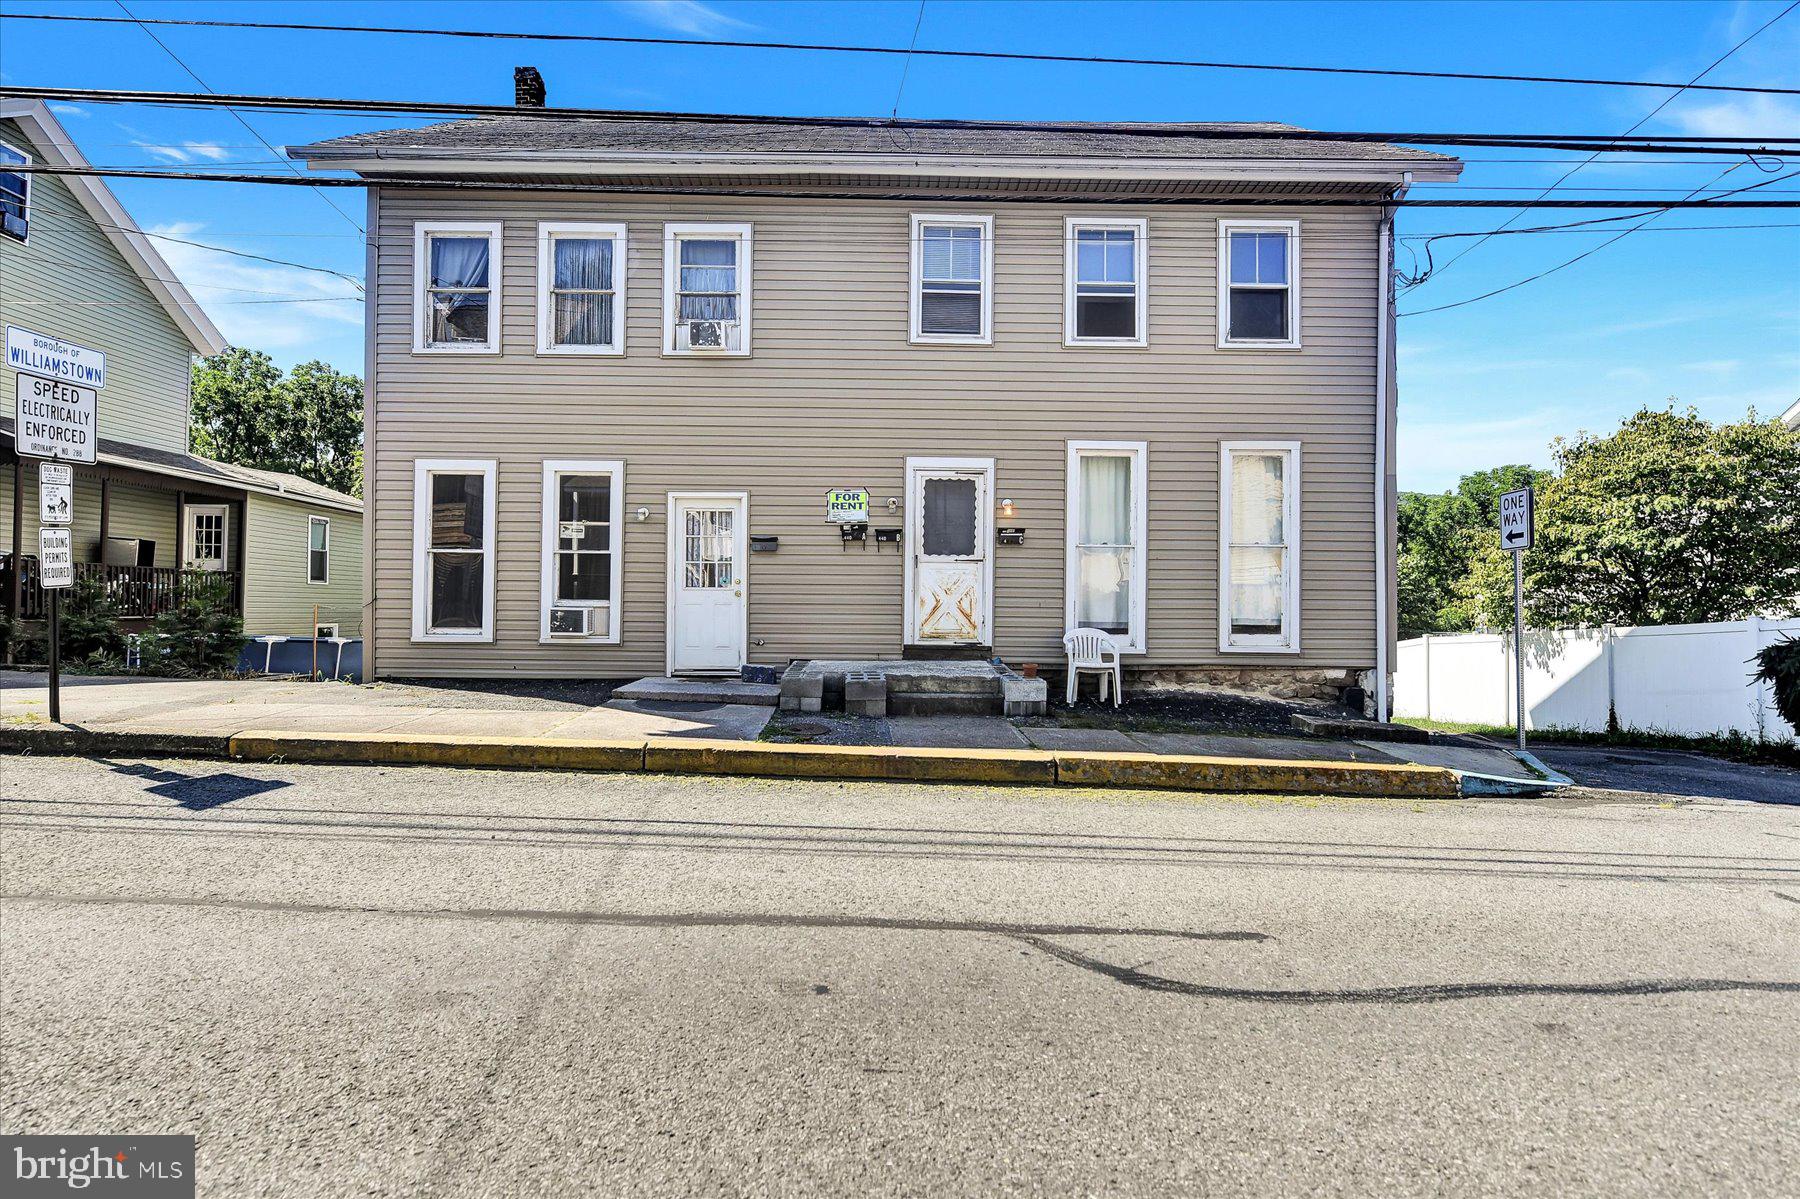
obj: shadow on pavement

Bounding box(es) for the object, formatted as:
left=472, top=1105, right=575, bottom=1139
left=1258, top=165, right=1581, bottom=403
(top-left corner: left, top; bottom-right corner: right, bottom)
left=105, top=762, right=292, bottom=812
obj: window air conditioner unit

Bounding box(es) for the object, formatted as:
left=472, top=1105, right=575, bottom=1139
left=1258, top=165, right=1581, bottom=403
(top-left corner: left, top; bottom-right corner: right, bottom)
left=548, top=607, right=592, bottom=636
left=682, top=319, right=735, bottom=350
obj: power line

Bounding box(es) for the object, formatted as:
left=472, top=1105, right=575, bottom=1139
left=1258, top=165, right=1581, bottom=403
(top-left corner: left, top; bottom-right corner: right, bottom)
left=1399, top=223, right=1800, bottom=235
left=4, top=85, right=1796, bottom=158
left=1403, top=0, right=1797, bottom=288
left=5, top=10, right=1798, bottom=97
left=108, top=0, right=364, bottom=235
left=890, top=1, right=927, bottom=120
left=13, top=162, right=1800, bottom=207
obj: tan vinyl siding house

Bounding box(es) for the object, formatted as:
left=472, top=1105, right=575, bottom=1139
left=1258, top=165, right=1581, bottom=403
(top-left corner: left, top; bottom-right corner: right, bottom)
left=3, top=100, right=363, bottom=650
left=296, top=105, right=1457, bottom=707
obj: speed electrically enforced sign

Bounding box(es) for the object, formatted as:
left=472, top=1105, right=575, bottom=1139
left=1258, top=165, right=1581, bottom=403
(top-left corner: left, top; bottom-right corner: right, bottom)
left=1499, top=487, right=1534, bottom=552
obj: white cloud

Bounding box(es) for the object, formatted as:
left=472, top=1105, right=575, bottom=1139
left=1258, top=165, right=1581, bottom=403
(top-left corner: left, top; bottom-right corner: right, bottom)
left=148, top=222, right=363, bottom=351
left=133, top=140, right=234, bottom=165
left=617, top=0, right=752, bottom=35
left=1663, top=93, right=1800, bottom=140
left=46, top=103, right=87, bottom=119
left=1396, top=409, right=1569, bottom=492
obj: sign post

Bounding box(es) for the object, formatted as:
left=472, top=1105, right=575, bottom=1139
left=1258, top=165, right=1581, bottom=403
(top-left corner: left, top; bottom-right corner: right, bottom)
left=39, top=525, right=73, bottom=724
left=1498, top=487, right=1534, bottom=751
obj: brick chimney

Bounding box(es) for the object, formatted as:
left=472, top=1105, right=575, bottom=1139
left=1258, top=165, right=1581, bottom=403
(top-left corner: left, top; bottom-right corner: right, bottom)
left=515, top=66, right=546, bottom=108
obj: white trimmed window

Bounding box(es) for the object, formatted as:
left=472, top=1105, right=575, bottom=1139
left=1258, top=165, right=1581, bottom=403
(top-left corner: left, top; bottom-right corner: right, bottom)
left=540, top=460, right=624, bottom=642
left=314, top=623, right=340, bottom=639
left=414, top=222, right=503, bottom=353
left=663, top=223, right=751, bottom=355
left=1218, top=219, right=1300, bottom=349
left=1065, top=441, right=1149, bottom=654
left=1220, top=441, right=1300, bottom=652
left=307, top=516, right=330, bottom=585
left=1064, top=217, right=1146, bottom=346
left=910, top=214, right=993, bottom=344
left=0, top=139, right=29, bottom=243
left=412, top=459, right=496, bottom=641
left=537, top=222, right=625, bottom=354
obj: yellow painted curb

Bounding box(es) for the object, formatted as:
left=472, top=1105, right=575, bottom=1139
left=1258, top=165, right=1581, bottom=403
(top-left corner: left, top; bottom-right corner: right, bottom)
left=1053, top=751, right=1461, bottom=798
left=646, top=739, right=1058, bottom=785
left=229, top=731, right=647, bottom=773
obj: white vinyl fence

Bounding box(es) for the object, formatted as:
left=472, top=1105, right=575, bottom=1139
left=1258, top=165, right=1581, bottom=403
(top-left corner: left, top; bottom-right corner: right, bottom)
left=1395, top=618, right=1799, bottom=742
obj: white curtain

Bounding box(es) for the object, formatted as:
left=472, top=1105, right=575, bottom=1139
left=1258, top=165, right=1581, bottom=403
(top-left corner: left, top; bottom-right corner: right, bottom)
left=1076, top=455, right=1133, bottom=633
left=1230, top=454, right=1286, bottom=632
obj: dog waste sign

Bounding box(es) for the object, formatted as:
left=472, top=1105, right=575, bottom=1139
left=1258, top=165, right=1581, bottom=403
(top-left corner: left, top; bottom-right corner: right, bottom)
left=39, top=463, right=72, bottom=525
left=825, top=488, right=870, bottom=523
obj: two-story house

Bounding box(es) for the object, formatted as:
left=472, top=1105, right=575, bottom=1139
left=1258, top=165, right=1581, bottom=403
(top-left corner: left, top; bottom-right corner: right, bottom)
left=292, top=79, right=1459, bottom=711
left=2, top=100, right=365, bottom=666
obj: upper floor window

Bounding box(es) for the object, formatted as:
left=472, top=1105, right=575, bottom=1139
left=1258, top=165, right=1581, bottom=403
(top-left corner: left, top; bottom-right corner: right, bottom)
left=537, top=223, right=625, bottom=354
left=1218, top=219, right=1300, bottom=349
left=0, top=141, right=29, bottom=243
left=1220, top=441, right=1301, bottom=652
left=1065, top=218, right=1146, bottom=346
left=414, top=222, right=503, bottom=353
left=910, top=214, right=993, bottom=344
left=307, top=516, right=330, bottom=585
left=663, top=223, right=751, bottom=355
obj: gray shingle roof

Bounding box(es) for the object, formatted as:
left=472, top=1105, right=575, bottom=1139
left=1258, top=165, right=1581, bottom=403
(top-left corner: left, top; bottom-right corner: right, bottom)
left=293, top=115, right=1456, bottom=165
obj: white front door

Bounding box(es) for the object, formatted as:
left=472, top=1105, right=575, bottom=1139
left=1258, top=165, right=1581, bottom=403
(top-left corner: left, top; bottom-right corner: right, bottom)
left=668, top=494, right=747, bottom=674
left=906, top=459, right=992, bottom=645
left=184, top=504, right=228, bottom=571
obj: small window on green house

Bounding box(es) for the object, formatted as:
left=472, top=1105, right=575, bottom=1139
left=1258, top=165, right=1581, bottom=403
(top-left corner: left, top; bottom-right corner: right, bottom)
left=308, top=517, right=329, bottom=584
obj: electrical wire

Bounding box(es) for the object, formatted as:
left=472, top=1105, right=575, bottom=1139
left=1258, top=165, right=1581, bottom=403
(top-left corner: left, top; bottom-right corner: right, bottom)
left=1402, top=0, right=1797, bottom=288
left=5, top=10, right=1797, bottom=97
left=4, top=85, right=1796, bottom=157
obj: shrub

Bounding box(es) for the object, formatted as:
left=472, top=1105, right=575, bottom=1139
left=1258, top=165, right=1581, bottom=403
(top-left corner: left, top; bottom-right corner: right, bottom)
left=57, top=571, right=128, bottom=663
left=1754, top=636, right=1800, bottom=735
left=147, top=572, right=244, bottom=676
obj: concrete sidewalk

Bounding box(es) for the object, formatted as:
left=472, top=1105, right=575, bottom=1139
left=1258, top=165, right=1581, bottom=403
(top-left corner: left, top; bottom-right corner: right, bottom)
left=0, top=672, right=1540, bottom=797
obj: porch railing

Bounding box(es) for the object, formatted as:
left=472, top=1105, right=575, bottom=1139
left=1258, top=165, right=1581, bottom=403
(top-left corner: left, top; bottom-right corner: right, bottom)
left=1, top=555, right=242, bottom=621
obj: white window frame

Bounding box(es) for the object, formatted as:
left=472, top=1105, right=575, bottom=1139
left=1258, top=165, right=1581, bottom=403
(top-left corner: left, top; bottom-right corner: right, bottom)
left=1064, top=440, right=1149, bottom=656
left=314, top=623, right=340, bottom=639
left=540, top=459, right=625, bottom=643
left=909, top=213, right=994, bottom=346
left=1063, top=217, right=1147, bottom=348
left=306, top=515, right=330, bottom=586
left=536, top=222, right=626, bottom=355
left=1217, top=218, right=1301, bottom=350
left=1219, top=440, right=1302, bottom=653
left=413, top=221, right=503, bottom=354
left=662, top=222, right=752, bottom=357
left=0, top=138, right=30, bottom=245
left=412, top=458, right=497, bottom=643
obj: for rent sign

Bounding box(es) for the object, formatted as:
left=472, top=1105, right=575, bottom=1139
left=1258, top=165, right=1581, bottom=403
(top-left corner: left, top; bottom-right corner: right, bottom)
left=6, top=325, right=107, bottom=389
left=15, top=374, right=97, bottom=463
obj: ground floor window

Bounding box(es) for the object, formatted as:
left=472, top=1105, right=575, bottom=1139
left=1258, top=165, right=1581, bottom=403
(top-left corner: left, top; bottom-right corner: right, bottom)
left=412, top=459, right=496, bottom=641
left=541, top=460, right=624, bottom=641
left=1065, top=441, right=1148, bottom=654
left=1220, top=441, right=1300, bottom=652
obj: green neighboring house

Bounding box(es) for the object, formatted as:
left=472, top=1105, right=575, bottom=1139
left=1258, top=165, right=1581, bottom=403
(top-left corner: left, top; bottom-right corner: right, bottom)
left=1, top=99, right=364, bottom=656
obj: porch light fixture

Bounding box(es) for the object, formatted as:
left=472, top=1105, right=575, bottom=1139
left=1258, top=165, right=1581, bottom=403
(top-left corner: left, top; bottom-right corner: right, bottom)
left=997, top=498, right=1017, bottom=518
left=636, top=506, right=651, bottom=522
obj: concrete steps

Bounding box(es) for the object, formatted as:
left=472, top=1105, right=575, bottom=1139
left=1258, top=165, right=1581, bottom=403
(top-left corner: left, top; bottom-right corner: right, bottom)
left=612, top=677, right=780, bottom=706
left=780, top=659, right=1046, bottom=717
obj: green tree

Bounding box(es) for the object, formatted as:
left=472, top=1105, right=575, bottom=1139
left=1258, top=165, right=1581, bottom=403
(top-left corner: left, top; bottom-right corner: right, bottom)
left=1465, top=406, right=1800, bottom=627
left=1396, top=464, right=1549, bottom=638
left=190, top=351, right=363, bottom=496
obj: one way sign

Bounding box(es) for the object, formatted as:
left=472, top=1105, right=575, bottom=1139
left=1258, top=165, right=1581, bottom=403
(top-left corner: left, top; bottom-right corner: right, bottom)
left=1499, top=487, right=1534, bottom=552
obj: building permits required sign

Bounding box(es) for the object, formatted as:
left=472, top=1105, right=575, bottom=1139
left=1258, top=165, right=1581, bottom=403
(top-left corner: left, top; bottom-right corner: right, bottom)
left=14, top=374, right=98, bottom=463
left=825, top=488, right=870, bottom=523
left=39, top=462, right=72, bottom=525
left=1499, top=487, right=1533, bottom=551
left=38, top=527, right=73, bottom=588
left=6, top=325, right=106, bottom=389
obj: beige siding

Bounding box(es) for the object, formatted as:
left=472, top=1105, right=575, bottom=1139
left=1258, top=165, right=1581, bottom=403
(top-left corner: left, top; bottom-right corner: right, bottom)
left=241, top=492, right=363, bottom=636
left=369, top=188, right=1380, bottom=678
left=0, top=118, right=195, bottom=457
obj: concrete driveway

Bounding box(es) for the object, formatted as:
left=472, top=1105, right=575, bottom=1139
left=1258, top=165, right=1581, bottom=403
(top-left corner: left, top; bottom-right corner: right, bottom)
left=3, top=755, right=1796, bottom=1196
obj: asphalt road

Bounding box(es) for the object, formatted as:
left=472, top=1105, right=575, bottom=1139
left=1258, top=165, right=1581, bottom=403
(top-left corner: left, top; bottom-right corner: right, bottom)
left=3, top=757, right=1797, bottom=1198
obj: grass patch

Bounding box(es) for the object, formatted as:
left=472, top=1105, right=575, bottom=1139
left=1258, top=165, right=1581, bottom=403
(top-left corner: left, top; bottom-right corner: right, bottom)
left=1394, top=718, right=1800, bottom=769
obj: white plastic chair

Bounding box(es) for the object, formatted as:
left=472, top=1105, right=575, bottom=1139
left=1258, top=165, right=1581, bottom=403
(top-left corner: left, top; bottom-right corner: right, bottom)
left=1063, top=628, right=1123, bottom=706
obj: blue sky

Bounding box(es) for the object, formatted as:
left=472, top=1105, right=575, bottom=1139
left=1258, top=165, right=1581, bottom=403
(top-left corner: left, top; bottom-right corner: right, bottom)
left=4, top=0, right=1796, bottom=491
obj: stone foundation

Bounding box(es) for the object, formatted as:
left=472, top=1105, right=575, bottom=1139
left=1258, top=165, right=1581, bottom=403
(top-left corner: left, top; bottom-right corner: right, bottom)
left=1124, top=666, right=1363, bottom=706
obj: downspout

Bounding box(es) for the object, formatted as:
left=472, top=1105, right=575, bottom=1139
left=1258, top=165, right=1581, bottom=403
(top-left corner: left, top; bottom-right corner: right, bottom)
left=361, top=186, right=379, bottom=680
left=1373, top=173, right=1410, bottom=721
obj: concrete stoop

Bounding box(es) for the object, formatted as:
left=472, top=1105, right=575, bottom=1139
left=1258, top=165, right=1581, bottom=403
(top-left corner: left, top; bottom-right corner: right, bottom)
left=612, top=677, right=780, bottom=706
left=780, top=659, right=1048, bottom=717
